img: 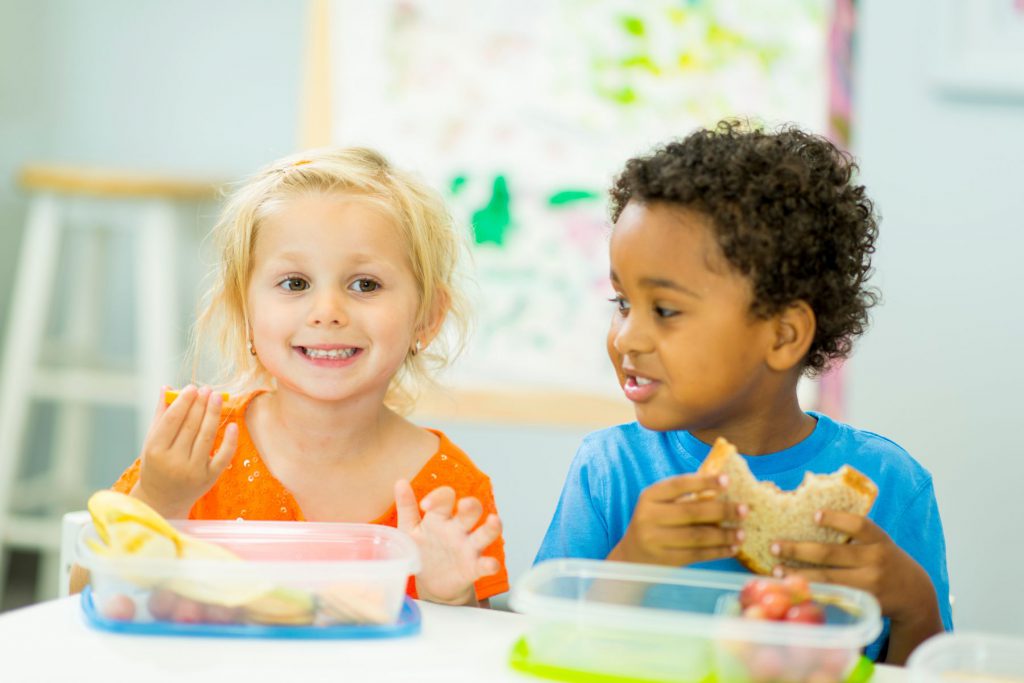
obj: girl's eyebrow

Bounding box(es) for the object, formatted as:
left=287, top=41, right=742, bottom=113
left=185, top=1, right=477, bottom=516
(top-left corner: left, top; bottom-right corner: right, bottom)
left=264, top=250, right=307, bottom=265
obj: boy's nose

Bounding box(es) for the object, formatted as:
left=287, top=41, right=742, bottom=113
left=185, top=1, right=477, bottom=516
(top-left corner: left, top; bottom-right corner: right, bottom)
left=611, top=315, right=652, bottom=355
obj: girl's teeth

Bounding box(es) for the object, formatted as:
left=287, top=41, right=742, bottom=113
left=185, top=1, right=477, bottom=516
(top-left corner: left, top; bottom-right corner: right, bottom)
left=635, top=377, right=652, bottom=386
left=304, top=347, right=356, bottom=359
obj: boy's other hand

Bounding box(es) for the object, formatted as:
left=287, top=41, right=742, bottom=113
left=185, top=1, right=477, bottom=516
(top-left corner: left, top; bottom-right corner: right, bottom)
left=608, top=473, right=747, bottom=567
left=133, top=385, right=238, bottom=519
left=769, top=509, right=944, bottom=665
left=394, top=480, right=502, bottom=607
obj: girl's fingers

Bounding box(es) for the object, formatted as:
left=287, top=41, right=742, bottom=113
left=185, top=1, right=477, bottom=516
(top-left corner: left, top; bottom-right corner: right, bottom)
left=454, top=496, right=484, bottom=531
left=467, top=514, right=502, bottom=552
left=170, top=386, right=210, bottom=451
left=154, top=386, right=172, bottom=418
left=394, top=479, right=422, bottom=533
left=142, top=386, right=173, bottom=443
left=190, top=390, right=225, bottom=464
left=147, top=385, right=198, bottom=449
left=207, top=422, right=238, bottom=479
left=419, top=486, right=456, bottom=519
left=476, top=555, right=500, bottom=578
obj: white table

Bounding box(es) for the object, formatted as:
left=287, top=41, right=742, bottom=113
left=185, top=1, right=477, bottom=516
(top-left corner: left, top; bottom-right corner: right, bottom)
left=0, top=597, right=906, bottom=683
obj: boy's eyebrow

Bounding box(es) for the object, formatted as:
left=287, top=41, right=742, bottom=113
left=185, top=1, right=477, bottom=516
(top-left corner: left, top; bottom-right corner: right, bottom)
left=639, top=277, right=703, bottom=299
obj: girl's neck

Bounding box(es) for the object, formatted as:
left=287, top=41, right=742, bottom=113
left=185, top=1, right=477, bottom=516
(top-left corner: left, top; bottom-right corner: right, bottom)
left=250, top=387, right=399, bottom=467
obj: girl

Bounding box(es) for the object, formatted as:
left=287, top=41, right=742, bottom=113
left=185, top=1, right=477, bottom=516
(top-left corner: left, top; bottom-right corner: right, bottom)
left=111, top=148, right=507, bottom=606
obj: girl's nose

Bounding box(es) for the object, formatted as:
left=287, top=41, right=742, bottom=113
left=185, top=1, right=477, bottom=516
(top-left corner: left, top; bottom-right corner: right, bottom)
left=308, top=290, right=348, bottom=327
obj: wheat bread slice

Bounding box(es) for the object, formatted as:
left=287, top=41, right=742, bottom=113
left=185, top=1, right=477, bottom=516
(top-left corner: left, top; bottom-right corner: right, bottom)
left=697, top=437, right=878, bottom=574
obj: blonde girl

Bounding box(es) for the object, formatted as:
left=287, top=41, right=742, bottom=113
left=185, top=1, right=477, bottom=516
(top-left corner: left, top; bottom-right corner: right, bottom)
left=110, top=148, right=507, bottom=606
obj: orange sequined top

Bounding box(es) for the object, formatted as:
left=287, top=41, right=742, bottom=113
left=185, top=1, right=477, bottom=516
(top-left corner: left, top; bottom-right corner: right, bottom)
left=112, top=391, right=509, bottom=601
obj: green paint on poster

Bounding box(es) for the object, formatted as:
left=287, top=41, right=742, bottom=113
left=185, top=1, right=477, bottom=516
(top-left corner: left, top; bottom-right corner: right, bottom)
left=472, top=175, right=512, bottom=246
left=620, top=16, right=645, bottom=36
left=612, top=86, right=637, bottom=104
left=621, top=54, right=660, bottom=75
left=548, top=190, right=600, bottom=206
left=450, top=175, right=468, bottom=195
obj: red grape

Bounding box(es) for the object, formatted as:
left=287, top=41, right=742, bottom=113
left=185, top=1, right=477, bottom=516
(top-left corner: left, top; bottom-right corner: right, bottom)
left=784, top=602, right=826, bottom=625
left=102, top=594, right=136, bottom=621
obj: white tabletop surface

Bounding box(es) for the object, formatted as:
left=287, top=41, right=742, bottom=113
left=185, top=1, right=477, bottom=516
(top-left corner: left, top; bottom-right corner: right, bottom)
left=0, top=596, right=906, bottom=683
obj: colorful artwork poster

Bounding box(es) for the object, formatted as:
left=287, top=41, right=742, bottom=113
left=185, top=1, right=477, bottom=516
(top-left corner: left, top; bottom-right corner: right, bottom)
left=331, top=0, right=829, bottom=396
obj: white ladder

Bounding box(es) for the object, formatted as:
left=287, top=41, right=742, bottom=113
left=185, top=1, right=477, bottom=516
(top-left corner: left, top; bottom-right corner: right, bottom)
left=0, top=165, right=219, bottom=601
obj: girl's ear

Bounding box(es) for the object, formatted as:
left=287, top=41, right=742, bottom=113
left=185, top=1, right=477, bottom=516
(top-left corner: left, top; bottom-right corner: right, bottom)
left=418, top=289, right=451, bottom=348
left=765, top=300, right=815, bottom=372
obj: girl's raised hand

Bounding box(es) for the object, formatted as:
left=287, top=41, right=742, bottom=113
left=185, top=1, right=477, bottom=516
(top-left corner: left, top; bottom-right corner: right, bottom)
left=394, top=480, right=502, bottom=606
left=608, top=473, right=747, bottom=566
left=132, top=385, right=238, bottom=519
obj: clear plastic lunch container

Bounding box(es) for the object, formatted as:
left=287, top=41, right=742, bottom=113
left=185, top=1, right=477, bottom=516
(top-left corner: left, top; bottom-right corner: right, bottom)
left=509, top=559, right=882, bottom=683
left=908, top=632, right=1024, bottom=683
left=77, top=520, right=421, bottom=638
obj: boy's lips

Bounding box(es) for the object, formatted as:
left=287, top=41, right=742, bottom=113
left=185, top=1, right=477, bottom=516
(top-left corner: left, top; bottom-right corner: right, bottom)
left=622, top=374, right=660, bottom=402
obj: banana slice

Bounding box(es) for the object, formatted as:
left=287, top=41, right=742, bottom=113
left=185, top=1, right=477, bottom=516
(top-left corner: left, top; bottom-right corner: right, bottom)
left=88, top=491, right=183, bottom=549
left=85, top=491, right=272, bottom=608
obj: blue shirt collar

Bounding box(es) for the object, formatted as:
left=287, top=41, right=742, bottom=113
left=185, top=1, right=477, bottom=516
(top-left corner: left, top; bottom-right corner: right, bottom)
left=669, top=411, right=838, bottom=477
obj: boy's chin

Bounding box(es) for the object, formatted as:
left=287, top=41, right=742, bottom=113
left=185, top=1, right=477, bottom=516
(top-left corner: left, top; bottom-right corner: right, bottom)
left=633, top=406, right=690, bottom=432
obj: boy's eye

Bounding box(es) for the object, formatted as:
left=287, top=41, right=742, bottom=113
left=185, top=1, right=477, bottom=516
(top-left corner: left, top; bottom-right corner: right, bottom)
left=655, top=306, right=679, bottom=318
left=279, top=277, right=309, bottom=292
left=350, top=278, right=380, bottom=293
left=609, top=296, right=630, bottom=313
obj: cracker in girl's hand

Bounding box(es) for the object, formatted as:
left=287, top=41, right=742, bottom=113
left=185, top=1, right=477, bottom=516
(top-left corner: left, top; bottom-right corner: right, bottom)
left=164, top=389, right=230, bottom=405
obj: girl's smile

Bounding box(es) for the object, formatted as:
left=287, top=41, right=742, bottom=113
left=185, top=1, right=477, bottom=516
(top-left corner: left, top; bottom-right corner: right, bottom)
left=247, top=194, right=422, bottom=404
left=294, top=344, right=362, bottom=366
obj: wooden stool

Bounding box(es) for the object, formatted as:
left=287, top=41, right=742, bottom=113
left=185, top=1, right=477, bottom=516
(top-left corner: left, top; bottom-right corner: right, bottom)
left=0, top=165, right=220, bottom=601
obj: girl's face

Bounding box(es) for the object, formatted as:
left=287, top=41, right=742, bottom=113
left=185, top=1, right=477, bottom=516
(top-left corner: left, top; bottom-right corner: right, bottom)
left=246, top=194, right=421, bottom=405
left=606, top=201, right=777, bottom=433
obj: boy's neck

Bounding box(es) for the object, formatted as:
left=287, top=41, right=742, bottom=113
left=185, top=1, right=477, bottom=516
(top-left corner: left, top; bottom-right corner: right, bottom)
left=688, top=389, right=817, bottom=456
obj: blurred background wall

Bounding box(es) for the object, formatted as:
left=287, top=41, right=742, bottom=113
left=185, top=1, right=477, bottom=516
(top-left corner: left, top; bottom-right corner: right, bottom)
left=1, top=0, right=1022, bottom=636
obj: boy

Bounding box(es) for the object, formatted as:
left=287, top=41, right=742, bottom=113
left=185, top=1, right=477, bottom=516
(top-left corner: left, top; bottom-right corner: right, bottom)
left=535, top=121, right=951, bottom=664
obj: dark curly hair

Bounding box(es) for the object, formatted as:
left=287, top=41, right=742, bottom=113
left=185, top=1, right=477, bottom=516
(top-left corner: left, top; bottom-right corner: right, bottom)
left=610, top=120, right=880, bottom=375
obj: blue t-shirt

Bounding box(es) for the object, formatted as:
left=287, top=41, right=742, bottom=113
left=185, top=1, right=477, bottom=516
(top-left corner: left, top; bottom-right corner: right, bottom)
left=534, top=412, right=953, bottom=661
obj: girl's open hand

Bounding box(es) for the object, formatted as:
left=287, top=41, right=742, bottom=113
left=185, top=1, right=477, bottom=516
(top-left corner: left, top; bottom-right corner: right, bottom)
left=132, top=385, right=238, bottom=519
left=769, top=509, right=944, bottom=664
left=608, top=473, right=747, bottom=566
left=394, top=480, right=502, bottom=606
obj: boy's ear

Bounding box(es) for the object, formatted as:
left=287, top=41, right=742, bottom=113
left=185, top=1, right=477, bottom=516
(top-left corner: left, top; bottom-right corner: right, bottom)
left=766, top=300, right=815, bottom=372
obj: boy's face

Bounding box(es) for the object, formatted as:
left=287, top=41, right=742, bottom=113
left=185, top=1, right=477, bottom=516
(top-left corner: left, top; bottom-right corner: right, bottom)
left=607, top=201, right=777, bottom=433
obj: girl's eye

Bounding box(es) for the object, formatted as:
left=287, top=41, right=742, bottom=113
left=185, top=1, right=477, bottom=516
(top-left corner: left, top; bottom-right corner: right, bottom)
left=609, top=296, right=630, bottom=314
left=350, top=278, right=380, bottom=293
left=280, top=277, right=309, bottom=292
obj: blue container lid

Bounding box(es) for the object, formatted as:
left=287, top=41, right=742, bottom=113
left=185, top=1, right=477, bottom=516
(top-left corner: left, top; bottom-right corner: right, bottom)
left=80, top=585, right=421, bottom=640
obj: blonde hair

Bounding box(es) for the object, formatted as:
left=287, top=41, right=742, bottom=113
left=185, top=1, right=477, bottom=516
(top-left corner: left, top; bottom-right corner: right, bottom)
left=191, top=147, right=470, bottom=412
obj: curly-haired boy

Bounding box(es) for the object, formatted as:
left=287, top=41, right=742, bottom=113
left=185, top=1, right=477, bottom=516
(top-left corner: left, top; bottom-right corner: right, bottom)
left=536, top=121, right=950, bottom=664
